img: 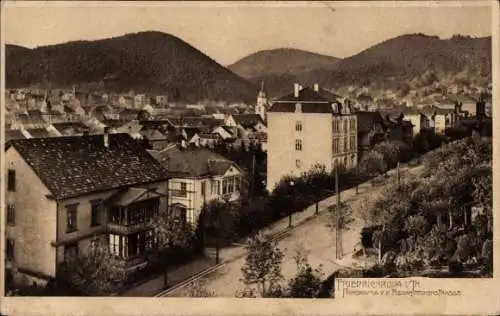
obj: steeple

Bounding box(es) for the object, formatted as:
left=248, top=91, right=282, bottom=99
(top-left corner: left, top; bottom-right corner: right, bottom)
left=256, top=80, right=268, bottom=121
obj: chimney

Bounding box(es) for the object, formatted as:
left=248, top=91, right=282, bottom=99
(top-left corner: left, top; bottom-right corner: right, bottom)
left=294, top=83, right=300, bottom=98
left=104, top=127, right=110, bottom=148
left=314, top=83, right=319, bottom=92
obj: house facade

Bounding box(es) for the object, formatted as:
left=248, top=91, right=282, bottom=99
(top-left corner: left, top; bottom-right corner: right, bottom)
left=356, top=111, right=387, bottom=160
left=150, top=147, right=243, bottom=226
left=266, top=84, right=357, bottom=192
left=4, top=133, right=170, bottom=285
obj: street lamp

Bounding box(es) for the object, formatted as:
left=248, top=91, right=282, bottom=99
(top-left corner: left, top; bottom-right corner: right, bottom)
left=289, top=180, right=295, bottom=228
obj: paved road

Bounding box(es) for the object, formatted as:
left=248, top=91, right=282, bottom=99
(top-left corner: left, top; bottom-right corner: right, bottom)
left=161, top=164, right=424, bottom=297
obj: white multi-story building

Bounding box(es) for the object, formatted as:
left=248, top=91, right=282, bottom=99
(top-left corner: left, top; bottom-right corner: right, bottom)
left=266, top=84, right=358, bottom=192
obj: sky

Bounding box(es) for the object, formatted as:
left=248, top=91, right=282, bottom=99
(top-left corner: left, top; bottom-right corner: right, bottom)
left=4, top=1, right=493, bottom=65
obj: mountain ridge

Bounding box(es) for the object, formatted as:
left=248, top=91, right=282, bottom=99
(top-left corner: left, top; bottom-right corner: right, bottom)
left=6, top=31, right=258, bottom=104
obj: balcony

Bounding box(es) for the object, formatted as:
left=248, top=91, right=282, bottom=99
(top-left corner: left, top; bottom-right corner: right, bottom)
left=107, top=221, right=152, bottom=235
left=170, top=189, right=187, bottom=198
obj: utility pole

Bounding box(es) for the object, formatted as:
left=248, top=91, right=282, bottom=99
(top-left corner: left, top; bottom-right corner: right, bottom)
left=335, top=162, right=342, bottom=260
left=396, top=160, right=401, bottom=187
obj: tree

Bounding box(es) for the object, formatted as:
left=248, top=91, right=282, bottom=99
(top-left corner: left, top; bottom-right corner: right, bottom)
left=240, top=233, right=284, bottom=297
left=359, top=150, right=387, bottom=183
left=56, top=243, right=127, bottom=296
left=200, top=199, right=238, bottom=263
left=151, top=206, right=196, bottom=286
left=287, top=245, right=323, bottom=298
left=373, top=141, right=400, bottom=170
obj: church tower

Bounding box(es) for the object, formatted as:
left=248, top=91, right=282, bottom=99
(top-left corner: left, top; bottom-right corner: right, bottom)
left=255, top=80, right=268, bottom=121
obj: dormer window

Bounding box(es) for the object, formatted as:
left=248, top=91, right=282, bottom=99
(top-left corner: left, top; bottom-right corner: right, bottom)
left=295, top=103, right=302, bottom=113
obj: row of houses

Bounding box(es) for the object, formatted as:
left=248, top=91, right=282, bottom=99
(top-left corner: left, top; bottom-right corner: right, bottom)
left=7, top=88, right=170, bottom=109
left=5, top=131, right=245, bottom=286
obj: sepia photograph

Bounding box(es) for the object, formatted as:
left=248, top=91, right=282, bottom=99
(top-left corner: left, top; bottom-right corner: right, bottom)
left=0, top=1, right=498, bottom=314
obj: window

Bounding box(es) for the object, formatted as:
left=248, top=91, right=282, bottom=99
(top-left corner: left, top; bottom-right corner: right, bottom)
left=145, top=230, right=154, bottom=251
left=222, top=178, right=228, bottom=195
left=180, top=183, right=187, bottom=197
left=6, top=239, right=14, bottom=260
left=296, top=159, right=302, bottom=168
left=201, top=181, right=206, bottom=197
left=6, top=204, right=15, bottom=226
left=66, top=204, right=78, bottom=233
left=295, top=121, right=302, bottom=132
left=90, top=201, right=101, bottom=227
left=64, top=243, right=78, bottom=262
left=171, top=204, right=187, bottom=226
left=110, top=234, right=118, bottom=256
left=350, top=136, right=356, bottom=151
left=333, top=138, right=340, bottom=154
left=211, top=181, right=216, bottom=196
left=343, top=119, right=348, bottom=133
left=235, top=176, right=241, bottom=192
left=217, top=181, right=221, bottom=195
left=344, top=137, right=348, bottom=153
left=295, top=139, right=302, bottom=151
left=7, top=169, right=16, bottom=192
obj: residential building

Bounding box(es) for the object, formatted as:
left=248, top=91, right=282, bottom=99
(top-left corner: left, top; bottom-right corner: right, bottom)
left=140, top=129, right=170, bottom=151
left=5, top=133, right=170, bottom=284
left=134, top=94, right=149, bottom=109
left=150, top=146, right=243, bottom=226
left=232, top=114, right=267, bottom=137
left=119, top=96, right=134, bottom=108
left=356, top=111, right=387, bottom=160
left=266, top=83, right=358, bottom=192
left=155, top=95, right=169, bottom=106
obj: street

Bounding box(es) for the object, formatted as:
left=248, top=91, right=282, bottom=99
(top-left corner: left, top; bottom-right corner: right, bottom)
left=162, top=164, right=424, bottom=297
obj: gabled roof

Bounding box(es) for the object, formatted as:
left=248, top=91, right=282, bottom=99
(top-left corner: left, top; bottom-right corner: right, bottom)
left=269, top=86, right=341, bottom=114
left=232, top=114, right=264, bottom=128
left=105, top=187, right=164, bottom=207
left=25, top=128, right=51, bottom=139
left=6, top=133, right=169, bottom=200
left=152, top=146, right=240, bottom=178
left=51, top=122, right=88, bottom=134
left=5, top=129, right=26, bottom=142
left=102, top=119, right=129, bottom=128
left=119, top=108, right=140, bottom=117
left=356, top=111, right=386, bottom=133
left=140, top=129, right=167, bottom=141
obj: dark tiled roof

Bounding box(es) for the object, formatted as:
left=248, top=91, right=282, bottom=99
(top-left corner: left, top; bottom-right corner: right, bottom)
left=152, top=146, right=239, bottom=178
left=269, top=86, right=341, bottom=114
left=26, top=128, right=51, bottom=138
left=106, top=187, right=164, bottom=207
left=356, top=111, right=386, bottom=133
left=52, top=122, right=88, bottom=134
left=232, top=114, right=264, bottom=128
left=198, top=133, right=219, bottom=140
left=140, top=129, right=167, bottom=141
left=7, top=133, right=169, bottom=200
left=5, top=129, right=26, bottom=142
left=102, top=119, right=129, bottom=128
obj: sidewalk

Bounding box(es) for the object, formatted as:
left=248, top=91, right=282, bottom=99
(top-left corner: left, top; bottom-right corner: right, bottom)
left=119, top=256, right=215, bottom=296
